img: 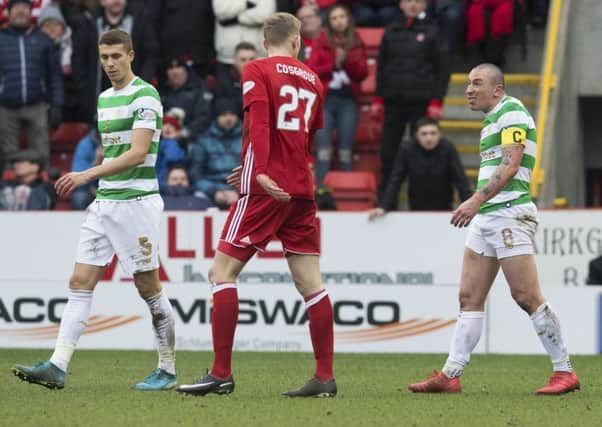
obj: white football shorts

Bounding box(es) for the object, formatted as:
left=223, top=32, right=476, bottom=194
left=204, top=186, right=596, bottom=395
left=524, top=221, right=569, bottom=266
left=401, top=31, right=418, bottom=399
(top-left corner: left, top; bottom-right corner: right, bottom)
left=465, top=202, right=538, bottom=259
left=76, top=195, right=163, bottom=275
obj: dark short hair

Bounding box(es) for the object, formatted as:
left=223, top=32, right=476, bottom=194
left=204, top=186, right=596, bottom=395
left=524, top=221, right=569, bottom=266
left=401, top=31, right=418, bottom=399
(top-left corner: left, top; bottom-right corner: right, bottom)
left=415, top=117, right=440, bottom=130
left=167, top=165, right=188, bottom=178
left=98, top=29, right=133, bottom=52
left=235, top=41, right=257, bottom=53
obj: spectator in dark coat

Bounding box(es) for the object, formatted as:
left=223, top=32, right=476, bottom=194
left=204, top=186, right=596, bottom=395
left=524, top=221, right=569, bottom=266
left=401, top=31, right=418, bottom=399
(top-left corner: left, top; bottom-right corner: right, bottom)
left=160, top=56, right=213, bottom=142
left=371, top=0, right=450, bottom=191
left=70, top=127, right=101, bottom=209
left=156, top=0, right=214, bottom=78
left=161, top=166, right=213, bottom=211
left=0, top=0, right=63, bottom=171
left=0, top=149, right=56, bottom=210
left=95, top=0, right=159, bottom=92
left=308, top=4, right=368, bottom=186
left=586, top=256, right=602, bottom=285
left=353, top=0, right=399, bottom=27
left=215, top=42, right=257, bottom=119
left=430, top=0, right=465, bottom=60
left=368, top=118, right=471, bottom=216
left=189, top=98, right=242, bottom=210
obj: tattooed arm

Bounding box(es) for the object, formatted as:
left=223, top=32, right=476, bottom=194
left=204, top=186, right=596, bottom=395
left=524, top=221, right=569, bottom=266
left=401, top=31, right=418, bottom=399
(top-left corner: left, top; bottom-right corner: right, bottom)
left=450, top=144, right=524, bottom=227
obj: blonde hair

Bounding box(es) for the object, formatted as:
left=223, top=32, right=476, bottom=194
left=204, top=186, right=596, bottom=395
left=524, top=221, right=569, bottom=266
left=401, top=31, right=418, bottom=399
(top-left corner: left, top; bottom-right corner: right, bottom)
left=263, top=12, right=301, bottom=48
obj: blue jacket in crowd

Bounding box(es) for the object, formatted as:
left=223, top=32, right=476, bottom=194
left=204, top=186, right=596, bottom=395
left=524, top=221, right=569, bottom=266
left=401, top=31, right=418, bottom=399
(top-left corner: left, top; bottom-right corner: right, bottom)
left=72, top=130, right=100, bottom=172
left=0, top=26, right=63, bottom=107
left=189, top=121, right=242, bottom=198
left=156, top=138, right=187, bottom=188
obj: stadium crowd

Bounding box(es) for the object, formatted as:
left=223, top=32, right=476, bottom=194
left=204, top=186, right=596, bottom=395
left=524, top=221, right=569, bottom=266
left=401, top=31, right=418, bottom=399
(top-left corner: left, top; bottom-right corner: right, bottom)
left=0, top=0, right=547, bottom=211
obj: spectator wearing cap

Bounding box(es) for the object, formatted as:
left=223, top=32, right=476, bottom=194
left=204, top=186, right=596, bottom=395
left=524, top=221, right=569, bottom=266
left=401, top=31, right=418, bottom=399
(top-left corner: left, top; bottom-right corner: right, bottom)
left=371, top=0, right=450, bottom=191
left=70, top=126, right=101, bottom=209
left=161, top=166, right=214, bottom=211
left=212, top=0, right=275, bottom=67
left=296, top=4, right=322, bottom=61
left=0, top=0, right=63, bottom=171
left=160, top=56, right=213, bottom=142
left=94, top=0, right=159, bottom=93
left=189, top=98, right=242, bottom=210
left=0, top=149, right=56, bottom=210
left=156, top=107, right=187, bottom=189
left=38, top=3, right=89, bottom=123
left=215, top=41, right=257, bottom=119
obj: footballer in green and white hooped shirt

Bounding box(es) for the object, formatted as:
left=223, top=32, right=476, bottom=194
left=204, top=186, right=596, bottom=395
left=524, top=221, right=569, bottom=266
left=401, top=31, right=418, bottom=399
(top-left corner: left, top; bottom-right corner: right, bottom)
left=408, top=64, right=579, bottom=395
left=12, top=30, right=177, bottom=392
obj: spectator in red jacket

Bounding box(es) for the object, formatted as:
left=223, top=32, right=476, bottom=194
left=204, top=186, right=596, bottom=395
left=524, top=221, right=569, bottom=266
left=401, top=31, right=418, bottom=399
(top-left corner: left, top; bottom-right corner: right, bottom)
left=466, top=0, right=514, bottom=67
left=308, top=3, right=368, bottom=187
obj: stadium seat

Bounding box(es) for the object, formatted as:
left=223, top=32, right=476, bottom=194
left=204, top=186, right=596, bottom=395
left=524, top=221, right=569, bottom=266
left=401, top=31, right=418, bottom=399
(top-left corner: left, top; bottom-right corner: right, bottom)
left=356, top=27, right=384, bottom=58
left=352, top=152, right=381, bottom=184
left=355, top=105, right=381, bottom=148
left=358, top=58, right=377, bottom=104
left=51, top=122, right=89, bottom=152
left=2, top=170, right=16, bottom=181
left=50, top=151, right=74, bottom=173
left=324, top=171, right=377, bottom=211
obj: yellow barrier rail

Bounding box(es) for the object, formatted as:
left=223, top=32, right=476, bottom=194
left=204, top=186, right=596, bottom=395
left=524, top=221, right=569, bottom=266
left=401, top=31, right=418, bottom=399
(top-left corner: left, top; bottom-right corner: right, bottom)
left=531, top=0, right=563, bottom=198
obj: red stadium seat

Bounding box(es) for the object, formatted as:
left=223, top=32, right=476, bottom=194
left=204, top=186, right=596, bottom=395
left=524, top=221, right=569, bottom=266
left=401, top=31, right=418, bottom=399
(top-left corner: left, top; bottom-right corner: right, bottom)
left=356, top=27, right=384, bottom=58
left=51, top=122, right=89, bottom=152
left=324, top=171, right=377, bottom=211
left=2, top=170, right=16, bottom=180
left=50, top=151, right=74, bottom=173
left=358, top=58, right=377, bottom=104
left=355, top=105, right=381, bottom=148
left=352, top=152, right=382, bottom=186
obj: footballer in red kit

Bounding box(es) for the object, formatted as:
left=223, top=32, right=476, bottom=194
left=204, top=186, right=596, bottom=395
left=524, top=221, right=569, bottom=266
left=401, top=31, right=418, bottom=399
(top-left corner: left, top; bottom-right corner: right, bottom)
left=177, top=12, right=337, bottom=399
left=218, top=55, right=324, bottom=261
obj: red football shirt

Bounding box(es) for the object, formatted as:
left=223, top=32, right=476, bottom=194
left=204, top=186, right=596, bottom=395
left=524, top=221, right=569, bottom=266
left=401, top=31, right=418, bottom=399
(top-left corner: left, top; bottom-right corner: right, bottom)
left=240, top=55, right=324, bottom=199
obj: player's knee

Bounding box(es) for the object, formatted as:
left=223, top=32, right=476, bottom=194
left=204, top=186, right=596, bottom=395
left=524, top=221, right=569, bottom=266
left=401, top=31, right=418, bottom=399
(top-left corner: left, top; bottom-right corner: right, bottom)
left=69, top=273, right=94, bottom=290
left=510, top=288, right=538, bottom=313
left=458, top=289, right=483, bottom=311
left=133, top=270, right=161, bottom=299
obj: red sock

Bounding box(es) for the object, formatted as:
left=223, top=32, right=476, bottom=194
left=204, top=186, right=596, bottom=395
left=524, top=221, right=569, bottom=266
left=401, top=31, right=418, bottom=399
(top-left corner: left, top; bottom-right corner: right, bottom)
left=210, top=283, right=238, bottom=379
left=305, top=289, right=334, bottom=382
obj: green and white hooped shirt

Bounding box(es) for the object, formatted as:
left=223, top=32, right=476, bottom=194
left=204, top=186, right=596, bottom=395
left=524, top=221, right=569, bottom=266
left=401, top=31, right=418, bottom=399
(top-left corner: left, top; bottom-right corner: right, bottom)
left=96, top=77, right=163, bottom=201
left=477, top=95, right=537, bottom=214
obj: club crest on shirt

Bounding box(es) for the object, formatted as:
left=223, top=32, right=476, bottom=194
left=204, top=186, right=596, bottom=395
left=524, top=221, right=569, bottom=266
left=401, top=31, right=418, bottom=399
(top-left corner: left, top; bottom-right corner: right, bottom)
left=243, top=81, right=255, bottom=95
left=416, top=33, right=425, bottom=42
left=137, top=108, right=156, bottom=121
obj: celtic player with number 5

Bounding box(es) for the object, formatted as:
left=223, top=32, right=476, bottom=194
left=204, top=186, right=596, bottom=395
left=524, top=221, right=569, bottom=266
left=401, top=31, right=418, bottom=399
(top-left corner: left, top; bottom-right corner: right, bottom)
left=12, top=30, right=176, bottom=391
left=177, top=12, right=336, bottom=398
left=409, top=63, right=580, bottom=395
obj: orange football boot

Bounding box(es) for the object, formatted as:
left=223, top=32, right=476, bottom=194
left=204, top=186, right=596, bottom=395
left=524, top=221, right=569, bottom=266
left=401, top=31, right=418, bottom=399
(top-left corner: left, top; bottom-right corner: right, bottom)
left=408, top=370, right=462, bottom=393
left=535, top=371, right=580, bottom=395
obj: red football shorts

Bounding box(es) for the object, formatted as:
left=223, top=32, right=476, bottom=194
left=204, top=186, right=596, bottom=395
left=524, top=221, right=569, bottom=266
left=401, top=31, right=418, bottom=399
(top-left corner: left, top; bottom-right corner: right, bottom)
left=218, top=195, right=320, bottom=262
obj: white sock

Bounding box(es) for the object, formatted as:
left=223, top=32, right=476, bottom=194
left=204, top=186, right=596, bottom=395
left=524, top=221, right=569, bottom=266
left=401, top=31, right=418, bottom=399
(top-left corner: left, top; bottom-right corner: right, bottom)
left=50, top=289, right=93, bottom=372
left=442, top=311, right=485, bottom=378
left=145, top=289, right=176, bottom=375
left=531, top=302, right=572, bottom=372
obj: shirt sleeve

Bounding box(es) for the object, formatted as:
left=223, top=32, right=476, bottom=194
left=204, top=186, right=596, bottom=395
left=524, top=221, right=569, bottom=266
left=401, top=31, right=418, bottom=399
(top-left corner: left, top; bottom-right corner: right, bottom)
left=242, top=62, right=269, bottom=111
left=131, top=87, right=163, bottom=131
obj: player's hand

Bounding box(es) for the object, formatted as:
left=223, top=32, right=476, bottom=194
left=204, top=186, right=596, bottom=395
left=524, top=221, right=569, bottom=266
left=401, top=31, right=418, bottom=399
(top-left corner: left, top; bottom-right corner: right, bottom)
left=226, top=165, right=242, bottom=187
left=256, top=173, right=291, bottom=202
left=450, top=197, right=480, bottom=228
left=55, top=171, right=91, bottom=197
left=367, top=207, right=385, bottom=221
left=215, top=189, right=239, bottom=206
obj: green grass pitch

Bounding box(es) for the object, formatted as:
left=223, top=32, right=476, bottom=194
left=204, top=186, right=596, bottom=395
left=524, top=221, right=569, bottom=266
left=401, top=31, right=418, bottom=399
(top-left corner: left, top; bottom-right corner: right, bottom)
left=2, top=349, right=601, bottom=426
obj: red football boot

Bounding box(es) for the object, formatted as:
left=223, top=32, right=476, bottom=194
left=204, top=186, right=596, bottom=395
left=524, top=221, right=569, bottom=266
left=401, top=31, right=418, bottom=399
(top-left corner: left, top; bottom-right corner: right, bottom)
left=535, top=371, right=580, bottom=395
left=408, top=370, right=462, bottom=393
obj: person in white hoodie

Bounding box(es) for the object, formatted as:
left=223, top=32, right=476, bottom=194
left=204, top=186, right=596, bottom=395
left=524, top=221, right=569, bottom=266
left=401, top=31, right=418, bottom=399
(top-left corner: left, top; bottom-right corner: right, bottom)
left=212, top=0, right=275, bottom=66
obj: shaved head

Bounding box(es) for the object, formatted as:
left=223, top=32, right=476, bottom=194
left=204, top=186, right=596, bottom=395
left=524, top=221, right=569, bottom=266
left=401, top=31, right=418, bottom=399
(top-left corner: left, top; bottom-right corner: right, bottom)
left=472, top=63, right=505, bottom=89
